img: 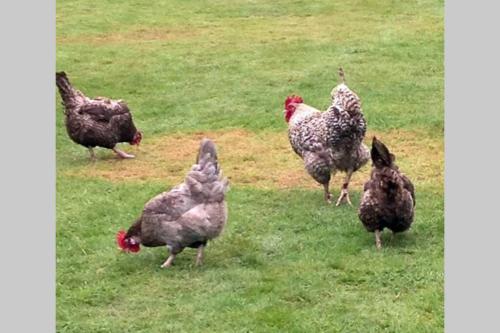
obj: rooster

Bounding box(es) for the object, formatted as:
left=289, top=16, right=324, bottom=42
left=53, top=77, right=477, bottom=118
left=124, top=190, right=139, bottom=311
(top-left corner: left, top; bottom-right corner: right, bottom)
left=55, top=72, right=142, bottom=160
left=358, top=137, right=415, bottom=249
left=117, top=139, right=229, bottom=268
left=284, top=68, right=369, bottom=205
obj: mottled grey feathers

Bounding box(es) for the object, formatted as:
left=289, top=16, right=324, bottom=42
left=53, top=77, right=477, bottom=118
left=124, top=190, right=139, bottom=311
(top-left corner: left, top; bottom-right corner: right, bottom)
left=126, top=139, right=229, bottom=255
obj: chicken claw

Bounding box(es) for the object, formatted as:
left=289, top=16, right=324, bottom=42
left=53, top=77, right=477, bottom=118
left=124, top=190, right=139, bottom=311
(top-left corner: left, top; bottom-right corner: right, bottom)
left=113, top=147, right=135, bottom=159
left=335, top=188, right=352, bottom=206
left=160, top=254, right=176, bottom=268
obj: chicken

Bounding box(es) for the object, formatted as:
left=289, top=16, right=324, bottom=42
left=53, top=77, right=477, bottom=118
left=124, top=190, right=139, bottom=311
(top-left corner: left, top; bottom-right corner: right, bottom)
left=55, top=71, right=142, bottom=161
left=358, top=137, right=415, bottom=249
left=284, top=68, right=369, bottom=205
left=116, top=138, right=229, bottom=268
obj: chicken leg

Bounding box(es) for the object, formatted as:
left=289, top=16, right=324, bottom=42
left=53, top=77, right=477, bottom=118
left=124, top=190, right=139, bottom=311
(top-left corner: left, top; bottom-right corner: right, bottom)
left=113, top=147, right=135, bottom=159
left=323, top=183, right=333, bottom=204
left=88, top=147, right=96, bottom=162
left=336, top=170, right=353, bottom=206
left=195, top=245, right=205, bottom=266
left=375, top=230, right=382, bottom=250
left=160, top=253, right=176, bottom=268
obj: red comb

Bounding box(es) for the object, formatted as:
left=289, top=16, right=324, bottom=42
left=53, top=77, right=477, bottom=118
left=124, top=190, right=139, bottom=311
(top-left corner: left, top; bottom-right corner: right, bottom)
left=285, top=95, right=304, bottom=108
left=116, top=230, right=127, bottom=250
left=116, top=230, right=140, bottom=253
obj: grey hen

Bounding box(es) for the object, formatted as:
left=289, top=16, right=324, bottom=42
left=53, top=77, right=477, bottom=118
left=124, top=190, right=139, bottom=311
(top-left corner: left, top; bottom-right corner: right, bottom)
left=117, top=139, right=229, bottom=268
left=358, top=137, right=415, bottom=249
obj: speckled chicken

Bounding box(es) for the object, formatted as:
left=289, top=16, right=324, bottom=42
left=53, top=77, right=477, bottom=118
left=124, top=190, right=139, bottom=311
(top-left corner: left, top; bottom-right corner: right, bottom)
left=56, top=71, right=142, bottom=160
left=358, top=137, right=415, bottom=249
left=117, top=139, right=229, bottom=268
left=284, top=68, right=370, bottom=205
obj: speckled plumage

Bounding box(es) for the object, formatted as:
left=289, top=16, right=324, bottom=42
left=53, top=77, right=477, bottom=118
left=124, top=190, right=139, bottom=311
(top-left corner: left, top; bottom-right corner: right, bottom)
left=358, top=137, right=415, bottom=248
left=124, top=139, right=229, bottom=266
left=55, top=72, right=140, bottom=151
left=285, top=72, right=369, bottom=203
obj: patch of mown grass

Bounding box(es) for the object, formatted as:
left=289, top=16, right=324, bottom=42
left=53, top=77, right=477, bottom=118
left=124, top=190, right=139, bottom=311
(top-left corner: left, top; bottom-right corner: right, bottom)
left=56, top=0, right=443, bottom=139
left=56, top=0, right=444, bottom=331
left=57, top=177, right=443, bottom=332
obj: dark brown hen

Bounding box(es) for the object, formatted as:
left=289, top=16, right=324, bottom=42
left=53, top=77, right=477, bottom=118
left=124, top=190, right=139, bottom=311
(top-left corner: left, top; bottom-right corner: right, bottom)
left=55, top=72, right=142, bottom=160
left=358, top=137, right=415, bottom=249
left=117, top=139, right=229, bottom=268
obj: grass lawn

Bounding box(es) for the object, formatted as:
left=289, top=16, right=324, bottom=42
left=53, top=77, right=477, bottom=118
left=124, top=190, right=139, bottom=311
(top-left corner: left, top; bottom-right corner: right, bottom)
left=56, top=0, right=444, bottom=332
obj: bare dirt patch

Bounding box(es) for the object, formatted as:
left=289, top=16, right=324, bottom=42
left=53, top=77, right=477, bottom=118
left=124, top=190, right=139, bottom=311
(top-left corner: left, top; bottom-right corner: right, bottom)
left=63, top=129, right=443, bottom=191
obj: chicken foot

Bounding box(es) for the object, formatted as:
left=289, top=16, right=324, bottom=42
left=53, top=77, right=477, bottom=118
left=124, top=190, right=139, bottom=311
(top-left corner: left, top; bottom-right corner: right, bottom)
left=112, top=147, right=135, bottom=159
left=195, top=245, right=205, bottom=266
left=160, top=253, right=176, bottom=268
left=336, top=170, right=353, bottom=206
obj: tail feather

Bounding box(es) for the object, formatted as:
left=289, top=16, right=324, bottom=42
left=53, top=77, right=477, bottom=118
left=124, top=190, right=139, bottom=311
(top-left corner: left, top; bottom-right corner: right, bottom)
left=56, top=71, right=85, bottom=109
left=371, top=137, right=394, bottom=168
left=55, top=72, right=75, bottom=102
left=196, top=138, right=218, bottom=168
left=371, top=137, right=401, bottom=200
left=188, top=139, right=229, bottom=201
left=329, top=67, right=362, bottom=114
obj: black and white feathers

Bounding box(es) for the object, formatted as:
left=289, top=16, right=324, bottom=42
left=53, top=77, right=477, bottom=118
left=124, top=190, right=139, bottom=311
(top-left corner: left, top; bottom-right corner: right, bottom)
left=285, top=69, right=369, bottom=204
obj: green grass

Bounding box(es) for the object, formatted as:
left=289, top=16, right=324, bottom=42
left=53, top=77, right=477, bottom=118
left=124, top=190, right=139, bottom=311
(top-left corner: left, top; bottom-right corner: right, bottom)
left=56, top=0, right=444, bottom=332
